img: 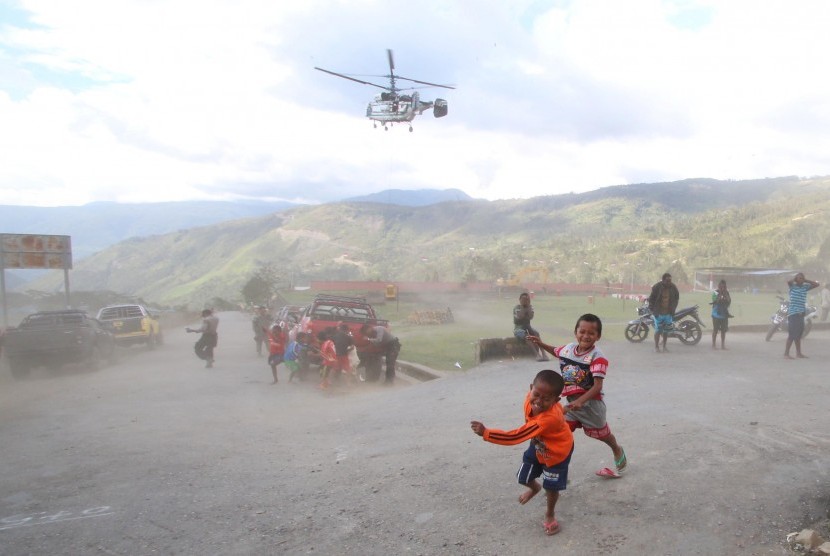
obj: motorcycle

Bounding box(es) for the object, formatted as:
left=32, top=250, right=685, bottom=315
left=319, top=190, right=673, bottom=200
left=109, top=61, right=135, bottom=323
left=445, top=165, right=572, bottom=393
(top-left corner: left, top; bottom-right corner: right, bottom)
left=764, top=295, right=818, bottom=341
left=624, top=301, right=705, bottom=345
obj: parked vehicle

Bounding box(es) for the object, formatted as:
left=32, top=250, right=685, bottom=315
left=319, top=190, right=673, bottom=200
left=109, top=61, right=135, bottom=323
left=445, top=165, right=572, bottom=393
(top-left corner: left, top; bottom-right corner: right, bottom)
left=3, top=310, right=117, bottom=379
left=96, top=304, right=162, bottom=348
left=298, top=294, right=389, bottom=381
left=275, top=304, right=306, bottom=327
left=624, top=301, right=705, bottom=345
left=764, top=295, right=818, bottom=341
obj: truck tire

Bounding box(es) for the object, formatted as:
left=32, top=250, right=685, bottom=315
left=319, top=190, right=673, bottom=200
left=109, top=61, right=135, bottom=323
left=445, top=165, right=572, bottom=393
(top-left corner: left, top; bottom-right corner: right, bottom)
left=87, top=345, right=103, bottom=371
left=9, top=359, right=31, bottom=380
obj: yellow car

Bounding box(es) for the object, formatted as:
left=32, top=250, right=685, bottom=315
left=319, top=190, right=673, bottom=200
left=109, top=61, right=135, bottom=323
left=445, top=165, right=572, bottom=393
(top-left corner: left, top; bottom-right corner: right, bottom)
left=97, top=304, right=162, bottom=349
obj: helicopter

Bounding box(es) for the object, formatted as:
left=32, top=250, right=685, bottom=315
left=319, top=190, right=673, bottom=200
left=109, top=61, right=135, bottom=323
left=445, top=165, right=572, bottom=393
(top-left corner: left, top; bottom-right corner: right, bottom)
left=314, top=49, right=454, bottom=132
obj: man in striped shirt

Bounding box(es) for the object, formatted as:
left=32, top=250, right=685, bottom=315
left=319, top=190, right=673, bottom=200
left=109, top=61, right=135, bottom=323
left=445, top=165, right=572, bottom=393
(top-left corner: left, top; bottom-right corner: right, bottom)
left=785, top=272, right=819, bottom=359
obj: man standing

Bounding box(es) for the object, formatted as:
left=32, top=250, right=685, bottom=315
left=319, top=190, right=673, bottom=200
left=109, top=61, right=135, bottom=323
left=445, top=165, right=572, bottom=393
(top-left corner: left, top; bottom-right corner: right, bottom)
left=251, top=306, right=271, bottom=357
left=359, top=323, right=401, bottom=384
left=784, top=272, right=819, bottom=359
left=513, top=292, right=549, bottom=362
left=648, top=273, right=680, bottom=353
left=187, top=309, right=220, bottom=368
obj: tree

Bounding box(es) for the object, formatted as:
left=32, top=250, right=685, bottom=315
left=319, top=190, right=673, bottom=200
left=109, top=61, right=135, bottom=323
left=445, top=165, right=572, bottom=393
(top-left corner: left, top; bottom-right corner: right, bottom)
left=241, top=265, right=281, bottom=305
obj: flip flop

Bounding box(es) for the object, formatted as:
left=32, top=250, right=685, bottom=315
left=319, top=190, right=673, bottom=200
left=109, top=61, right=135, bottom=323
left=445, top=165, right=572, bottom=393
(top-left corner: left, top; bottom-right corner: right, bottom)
left=543, top=518, right=560, bottom=535
left=615, top=448, right=627, bottom=473
left=595, top=467, right=622, bottom=478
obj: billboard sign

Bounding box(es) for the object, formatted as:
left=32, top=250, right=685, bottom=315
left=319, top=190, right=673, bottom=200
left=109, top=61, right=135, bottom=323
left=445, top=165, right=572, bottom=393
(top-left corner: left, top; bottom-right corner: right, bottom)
left=0, top=234, right=73, bottom=270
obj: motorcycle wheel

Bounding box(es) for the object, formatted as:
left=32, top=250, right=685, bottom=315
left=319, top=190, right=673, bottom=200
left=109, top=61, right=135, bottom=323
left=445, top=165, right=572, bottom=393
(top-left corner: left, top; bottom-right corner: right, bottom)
left=765, top=324, right=779, bottom=342
left=624, top=323, right=649, bottom=343
left=678, top=322, right=702, bottom=345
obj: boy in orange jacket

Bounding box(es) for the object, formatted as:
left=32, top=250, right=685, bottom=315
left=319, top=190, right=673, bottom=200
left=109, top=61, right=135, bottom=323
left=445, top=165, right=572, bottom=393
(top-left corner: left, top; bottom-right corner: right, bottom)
left=471, top=369, right=574, bottom=536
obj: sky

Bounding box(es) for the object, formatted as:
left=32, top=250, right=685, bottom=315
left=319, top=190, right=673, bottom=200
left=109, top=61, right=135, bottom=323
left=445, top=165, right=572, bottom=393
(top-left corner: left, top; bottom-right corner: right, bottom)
left=2, top=0, right=830, bottom=207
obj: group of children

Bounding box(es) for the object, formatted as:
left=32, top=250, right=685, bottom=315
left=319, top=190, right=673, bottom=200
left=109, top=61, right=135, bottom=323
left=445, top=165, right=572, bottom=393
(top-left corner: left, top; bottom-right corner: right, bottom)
left=262, top=321, right=356, bottom=389
left=471, top=312, right=626, bottom=537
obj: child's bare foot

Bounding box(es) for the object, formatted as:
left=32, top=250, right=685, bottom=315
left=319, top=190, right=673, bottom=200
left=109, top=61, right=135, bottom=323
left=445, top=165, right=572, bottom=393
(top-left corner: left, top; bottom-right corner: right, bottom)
left=518, top=482, right=540, bottom=505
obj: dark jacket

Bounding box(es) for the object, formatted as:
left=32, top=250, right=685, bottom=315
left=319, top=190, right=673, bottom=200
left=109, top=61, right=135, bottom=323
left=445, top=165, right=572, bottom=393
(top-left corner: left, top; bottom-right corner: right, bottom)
left=648, top=281, right=680, bottom=316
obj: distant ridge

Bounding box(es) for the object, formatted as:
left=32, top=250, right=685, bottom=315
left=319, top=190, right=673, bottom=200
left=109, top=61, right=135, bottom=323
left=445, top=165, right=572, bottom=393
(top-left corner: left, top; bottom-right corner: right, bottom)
left=0, top=200, right=298, bottom=260
left=20, top=176, right=830, bottom=308
left=344, top=188, right=475, bottom=206
left=0, top=189, right=474, bottom=261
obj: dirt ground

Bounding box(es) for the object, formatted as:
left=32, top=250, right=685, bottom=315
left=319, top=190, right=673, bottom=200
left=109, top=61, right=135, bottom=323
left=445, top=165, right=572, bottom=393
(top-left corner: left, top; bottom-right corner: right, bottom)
left=1, top=311, right=828, bottom=555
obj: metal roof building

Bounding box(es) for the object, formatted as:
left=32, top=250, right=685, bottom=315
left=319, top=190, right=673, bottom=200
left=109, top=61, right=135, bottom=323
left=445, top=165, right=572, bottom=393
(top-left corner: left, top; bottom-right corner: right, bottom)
left=694, top=267, right=796, bottom=292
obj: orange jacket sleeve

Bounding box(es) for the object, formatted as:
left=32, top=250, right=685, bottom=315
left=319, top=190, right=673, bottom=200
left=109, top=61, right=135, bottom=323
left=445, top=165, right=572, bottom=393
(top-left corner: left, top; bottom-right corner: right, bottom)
left=482, top=421, right=542, bottom=446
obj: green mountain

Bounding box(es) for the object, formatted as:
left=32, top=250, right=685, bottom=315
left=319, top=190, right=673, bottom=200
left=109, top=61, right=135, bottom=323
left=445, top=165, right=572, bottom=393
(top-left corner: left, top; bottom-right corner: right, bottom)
left=26, top=176, right=830, bottom=308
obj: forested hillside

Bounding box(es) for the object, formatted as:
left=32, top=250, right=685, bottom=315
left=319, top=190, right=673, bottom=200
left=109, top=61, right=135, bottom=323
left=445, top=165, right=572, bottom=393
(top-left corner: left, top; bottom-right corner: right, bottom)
left=25, top=176, right=830, bottom=308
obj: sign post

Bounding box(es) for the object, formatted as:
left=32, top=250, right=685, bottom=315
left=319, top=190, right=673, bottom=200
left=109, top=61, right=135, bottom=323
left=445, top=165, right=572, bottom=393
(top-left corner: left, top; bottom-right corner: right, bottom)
left=0, top=234, right=73, bottom=327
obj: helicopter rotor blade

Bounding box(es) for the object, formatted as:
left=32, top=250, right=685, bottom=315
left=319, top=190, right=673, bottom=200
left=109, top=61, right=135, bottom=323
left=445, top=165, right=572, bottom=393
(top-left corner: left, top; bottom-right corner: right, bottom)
left=387, top=49, right=395, bottom=73
left=314, top=67, right=390, bottom=90
left=394, top=75, right=455, bottom=90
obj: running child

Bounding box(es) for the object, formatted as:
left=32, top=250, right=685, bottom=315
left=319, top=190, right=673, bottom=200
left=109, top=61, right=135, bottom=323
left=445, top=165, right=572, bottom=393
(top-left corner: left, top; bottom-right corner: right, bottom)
left=528, top=314, right=627, bottom=478
left=470, top=369, right=574, bottom=536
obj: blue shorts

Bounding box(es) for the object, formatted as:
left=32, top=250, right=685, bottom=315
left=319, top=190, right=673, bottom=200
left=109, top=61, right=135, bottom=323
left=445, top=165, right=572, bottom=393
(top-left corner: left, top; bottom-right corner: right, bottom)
left=653, top=314, right=673, bottom=334
left=517, top=443, right=573, bottom=492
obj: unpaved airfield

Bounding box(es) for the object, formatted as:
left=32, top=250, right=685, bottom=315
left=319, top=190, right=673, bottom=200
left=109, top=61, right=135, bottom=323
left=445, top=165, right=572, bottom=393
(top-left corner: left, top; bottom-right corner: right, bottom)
left=1, top=312, right=828, bottom=555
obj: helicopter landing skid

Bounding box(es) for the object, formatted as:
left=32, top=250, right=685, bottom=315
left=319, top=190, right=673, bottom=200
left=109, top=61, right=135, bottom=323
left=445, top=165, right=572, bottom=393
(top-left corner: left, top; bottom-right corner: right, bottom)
left=372, top=122, right=414, bottom=132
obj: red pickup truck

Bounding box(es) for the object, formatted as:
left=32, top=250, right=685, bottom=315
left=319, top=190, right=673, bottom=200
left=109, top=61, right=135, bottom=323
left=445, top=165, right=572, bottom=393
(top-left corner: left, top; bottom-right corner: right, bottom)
left=298, top=294, right=390, bottom=381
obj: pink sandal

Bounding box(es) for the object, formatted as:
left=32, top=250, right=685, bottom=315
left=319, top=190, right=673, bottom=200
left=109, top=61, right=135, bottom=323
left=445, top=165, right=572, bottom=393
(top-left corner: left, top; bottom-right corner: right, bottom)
left=595, top=467, right=622, bottom=478
left=543, top=518, right=560, bottom=535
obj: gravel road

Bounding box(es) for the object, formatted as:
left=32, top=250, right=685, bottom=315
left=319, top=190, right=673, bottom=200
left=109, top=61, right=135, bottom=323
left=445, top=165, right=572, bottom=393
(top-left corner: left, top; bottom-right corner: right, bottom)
left=1, top=311, right=828, bottom=555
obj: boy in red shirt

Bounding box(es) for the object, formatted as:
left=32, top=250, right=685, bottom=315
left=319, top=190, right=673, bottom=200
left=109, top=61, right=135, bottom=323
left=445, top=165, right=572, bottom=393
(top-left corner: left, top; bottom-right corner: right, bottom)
left=471, top=369, right=574, bottom=536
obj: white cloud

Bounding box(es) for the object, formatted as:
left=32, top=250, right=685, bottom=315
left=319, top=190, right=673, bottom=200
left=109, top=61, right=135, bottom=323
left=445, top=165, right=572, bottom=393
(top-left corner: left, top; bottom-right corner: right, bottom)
left=1, top=0, right=830, bottom=206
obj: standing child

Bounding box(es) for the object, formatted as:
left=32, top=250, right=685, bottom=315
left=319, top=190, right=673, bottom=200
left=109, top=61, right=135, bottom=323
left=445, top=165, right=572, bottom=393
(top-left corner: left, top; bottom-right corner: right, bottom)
left=710, top=280, right=732, bottom=349
left=333, top=323, right=356, bottom=381
left=528, top=314, right=627, bottom=478
left=318, top=329, right=337, bottom=389
left=266, top=322, right=287, bottom=384
left=470, top=370, right=574, bottom=536
left=283, top=332, right=304, bottom=382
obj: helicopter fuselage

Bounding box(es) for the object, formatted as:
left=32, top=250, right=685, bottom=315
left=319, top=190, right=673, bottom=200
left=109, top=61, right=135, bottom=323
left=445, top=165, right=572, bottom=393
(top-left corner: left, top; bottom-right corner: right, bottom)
left=367, top=91, right=429, bottom=123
